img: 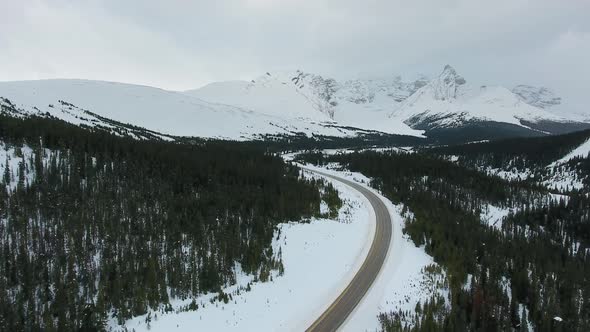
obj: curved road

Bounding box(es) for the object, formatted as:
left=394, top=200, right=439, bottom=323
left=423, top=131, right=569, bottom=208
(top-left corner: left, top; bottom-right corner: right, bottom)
left=304, top=168, right=393, bottom=332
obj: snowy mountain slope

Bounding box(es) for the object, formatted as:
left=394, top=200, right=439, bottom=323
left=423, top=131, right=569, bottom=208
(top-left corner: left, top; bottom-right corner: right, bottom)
left=512, top=85, right=562, bottom=110
left=186, top=71, right=426, bottom=137
left=0, top=79, right=378, bottom=140
left=328, top=76, right=428, bottom=136
left=3, top=67, right=587, bottom=143
left=186, top=72, right=335, bottom=121
left=552, top=138, right=590, bottom=165
left=187, top=66, right=589, bottom=140
left=390, top=65, right=576, bottom=131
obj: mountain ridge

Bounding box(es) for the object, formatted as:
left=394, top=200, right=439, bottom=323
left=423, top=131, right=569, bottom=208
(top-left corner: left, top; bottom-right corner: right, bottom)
left=2, top=66, right=589, bottom=143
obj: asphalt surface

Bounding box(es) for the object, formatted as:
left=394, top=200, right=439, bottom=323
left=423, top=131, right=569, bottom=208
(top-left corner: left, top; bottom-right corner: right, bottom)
left=304, top=168, right=393, bottom=332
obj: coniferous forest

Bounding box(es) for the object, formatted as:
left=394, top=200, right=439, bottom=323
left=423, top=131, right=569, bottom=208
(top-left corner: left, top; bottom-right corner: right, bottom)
left=297, top=147, right=590, bottom=331
left=0, top=115, right=326, bottom=330
left=2, top=109, right=590, bottom=332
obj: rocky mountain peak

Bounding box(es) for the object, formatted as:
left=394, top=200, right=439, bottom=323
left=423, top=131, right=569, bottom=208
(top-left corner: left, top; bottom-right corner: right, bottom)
left=429, top=65, right=466, bottom=101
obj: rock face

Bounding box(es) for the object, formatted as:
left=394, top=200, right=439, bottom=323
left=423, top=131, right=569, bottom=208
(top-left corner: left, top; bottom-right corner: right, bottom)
left=430, top=65, right=467, bottom=101
left=512, top=85, right=562, bottom=109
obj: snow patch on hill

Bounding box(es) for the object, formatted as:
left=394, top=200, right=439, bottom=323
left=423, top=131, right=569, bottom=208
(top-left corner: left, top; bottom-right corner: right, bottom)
left=480, top=204, right=512, bottom=230
left=554, top=138, right=590, bottom=165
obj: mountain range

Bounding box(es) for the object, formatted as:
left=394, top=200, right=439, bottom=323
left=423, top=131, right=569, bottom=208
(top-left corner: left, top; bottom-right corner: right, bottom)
left=2, top=65, right=589, bottom=143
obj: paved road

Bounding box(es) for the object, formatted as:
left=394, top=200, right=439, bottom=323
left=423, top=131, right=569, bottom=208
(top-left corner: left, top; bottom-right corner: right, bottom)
left=304, top=168, right=393, bottom=332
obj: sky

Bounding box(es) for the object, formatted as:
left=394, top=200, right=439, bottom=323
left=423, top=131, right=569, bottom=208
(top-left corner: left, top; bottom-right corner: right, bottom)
left=1, top=0, right=589, bottom=114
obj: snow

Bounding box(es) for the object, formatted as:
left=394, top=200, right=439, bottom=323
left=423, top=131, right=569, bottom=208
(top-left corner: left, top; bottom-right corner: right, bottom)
left=543, top=167, right=586, bottom=191
left=475, top=163, right=585, bottom=193
left=553, top=138, right=590, bottom=165
left=512, top=85, right=561, bottom=110
left=345, top=204, right=447, bottom=331
left=390, top=65, right=571, bottom=129
left=0, top=79, right=376, bottom=141
left=540, top=138, right=590, bottom=190
left=4, top=66, right=584, bottom=141
left=185, top=74, right=332, bottom=121
left=113, top=166, right=377, bottom=332
left=0, top=141, right=50, bottom=190
left=480, top=204, right=511, bottom=230
left=295, top=163, right=447, bottom=331
left=186, top=71, right=425, bottom=137
left=109, top=160, right=443, bottom=332
left=479, top=165, right=532, bottom=182
left=187, top=66, right=583, bottom=138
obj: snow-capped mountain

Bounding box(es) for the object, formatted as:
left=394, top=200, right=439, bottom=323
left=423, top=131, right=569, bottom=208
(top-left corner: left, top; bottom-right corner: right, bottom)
left=2, top=66, right=588, bottom=143
left=188, top=65, right=589, bottom=140
left=186, top=72, right=334, bottom=121
left=512, top=85, right=562, bottom=110
left=0, top=79, right=379, bottom=141
left=389, top=65, right=576, bottom=131
left=186, top=70, right=427, bottom=137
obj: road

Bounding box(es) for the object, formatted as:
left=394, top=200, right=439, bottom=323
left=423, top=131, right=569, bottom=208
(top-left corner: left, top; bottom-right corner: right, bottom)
left=304, top=168, right=393, bottom=332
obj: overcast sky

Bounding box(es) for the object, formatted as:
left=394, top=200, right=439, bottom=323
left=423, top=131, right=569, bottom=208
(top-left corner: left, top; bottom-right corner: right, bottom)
left=1, top=0, right=589, bottom=113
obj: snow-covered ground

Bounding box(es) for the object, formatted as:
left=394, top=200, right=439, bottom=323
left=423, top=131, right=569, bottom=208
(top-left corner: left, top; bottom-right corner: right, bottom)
left=114, top=166, right=377, bottom=331
left=185, top=66, right=585, bottom=138
left=297, top=164, right=447, bottom=332
left=111, top=161, right=443, bottom=332
left=480, top=204, right=512, bottom=230
left=0, top=141, right=56, bottom=190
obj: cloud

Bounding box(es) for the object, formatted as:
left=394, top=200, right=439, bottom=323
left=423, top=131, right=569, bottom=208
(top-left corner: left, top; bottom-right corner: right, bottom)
left=0, top=0, right=589, bottom=114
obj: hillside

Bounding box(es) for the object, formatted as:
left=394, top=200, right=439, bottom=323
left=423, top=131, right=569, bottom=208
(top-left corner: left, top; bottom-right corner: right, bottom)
left=0, top=114, right=335, bottom=330
left=187, top=66, right=590, bottom=142
left=295, top=132, right=590, bottom=330
left=0, top=79, right=380, bottom=141
left=186, top=71, right=426, bottom=137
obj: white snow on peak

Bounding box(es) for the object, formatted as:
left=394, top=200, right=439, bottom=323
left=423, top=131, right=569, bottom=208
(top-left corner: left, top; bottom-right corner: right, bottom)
left=389, top=66, right=572, bottom=129
left=512, top=85, right=561, bottom=109
left=187, top=70, right=426, bottom=137
left=189, top=65, right=581, bottom=137
left=186, top=71, right=335, bottom=121
left=3, top=65, right=585, bottom=140
left=0, top=79, right=376, bottom=140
